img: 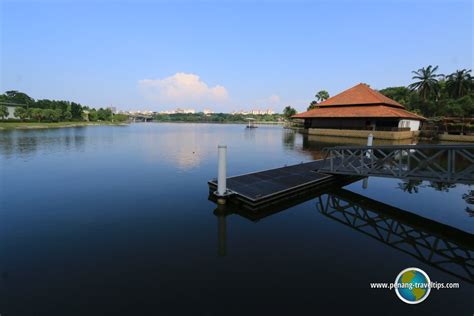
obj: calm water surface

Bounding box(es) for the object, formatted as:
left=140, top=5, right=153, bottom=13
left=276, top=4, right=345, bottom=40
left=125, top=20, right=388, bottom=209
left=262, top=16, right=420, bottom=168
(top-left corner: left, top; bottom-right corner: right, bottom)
left=1, top=123, right=473, bottom=315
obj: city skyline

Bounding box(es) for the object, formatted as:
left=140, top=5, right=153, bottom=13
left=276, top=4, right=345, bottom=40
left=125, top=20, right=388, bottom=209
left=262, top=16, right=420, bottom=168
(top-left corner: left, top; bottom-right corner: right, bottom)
left=119, top=107, right=277, bottom=115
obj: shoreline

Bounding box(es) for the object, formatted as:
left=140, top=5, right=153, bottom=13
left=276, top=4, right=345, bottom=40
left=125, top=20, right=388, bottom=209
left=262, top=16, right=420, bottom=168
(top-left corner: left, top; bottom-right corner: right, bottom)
left=0, top=121, right=129, bottom=130
left=149, top=121, right=285, bottom=125
left=0, top=120, right=286, bottom=131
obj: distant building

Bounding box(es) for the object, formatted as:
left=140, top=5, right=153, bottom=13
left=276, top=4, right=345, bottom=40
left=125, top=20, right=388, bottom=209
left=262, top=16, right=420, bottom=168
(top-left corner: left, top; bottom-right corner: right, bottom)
left=232, top=108, right=274, bottom=115
left=0, top=102, right=21, bottom=119
left=175, top=108, right=196, bottom=114
left=203, top=109, right=214, bottom=115
left=157, top=110, right=175, bottom=114
left=292, top=83, right=425, bottom=140
left=107, top=106, right=117, bottom=114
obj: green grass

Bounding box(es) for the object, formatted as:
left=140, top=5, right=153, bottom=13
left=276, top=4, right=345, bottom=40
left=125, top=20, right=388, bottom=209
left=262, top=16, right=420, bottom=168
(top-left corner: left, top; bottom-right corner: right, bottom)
left=0, top=121, right=128, bottom=130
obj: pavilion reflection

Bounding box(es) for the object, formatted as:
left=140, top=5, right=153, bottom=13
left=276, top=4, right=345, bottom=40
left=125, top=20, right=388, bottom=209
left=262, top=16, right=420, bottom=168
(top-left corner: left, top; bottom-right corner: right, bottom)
left=212, top=184, right=474, bottom=283
left=297, top=133, right=417, bottom=160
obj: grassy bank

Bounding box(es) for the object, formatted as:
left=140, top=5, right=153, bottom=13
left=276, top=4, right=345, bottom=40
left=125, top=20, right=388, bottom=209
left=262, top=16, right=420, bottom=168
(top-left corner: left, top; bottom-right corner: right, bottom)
left=0, top=121, right=128, bottom=130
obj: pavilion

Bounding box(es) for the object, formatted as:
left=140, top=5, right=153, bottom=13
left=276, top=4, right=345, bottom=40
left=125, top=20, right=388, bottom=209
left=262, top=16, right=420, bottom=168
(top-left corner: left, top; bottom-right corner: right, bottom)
left=292, top=83, right=425, bottom=140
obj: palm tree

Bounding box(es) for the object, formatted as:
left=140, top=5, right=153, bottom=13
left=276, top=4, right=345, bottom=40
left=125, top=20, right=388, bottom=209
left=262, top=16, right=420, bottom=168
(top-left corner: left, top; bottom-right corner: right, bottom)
left=282, top=106, right=297, bottom=118
left=307, top=100, right=318, bottom=111
left=445, top=69, right=473, bottom=99
left=315, top=90, right=329, bottom=102
left=409, top=65, right=441, bottom=101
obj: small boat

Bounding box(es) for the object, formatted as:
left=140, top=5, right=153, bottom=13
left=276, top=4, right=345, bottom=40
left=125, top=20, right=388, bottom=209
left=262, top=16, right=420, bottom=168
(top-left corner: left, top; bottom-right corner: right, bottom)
left=246, top=118, right=258, bottom=128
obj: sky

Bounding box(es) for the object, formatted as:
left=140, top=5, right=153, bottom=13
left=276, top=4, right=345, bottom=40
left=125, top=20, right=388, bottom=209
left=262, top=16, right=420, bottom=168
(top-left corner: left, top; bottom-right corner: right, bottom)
left=0, top=0, right=472, bottom=112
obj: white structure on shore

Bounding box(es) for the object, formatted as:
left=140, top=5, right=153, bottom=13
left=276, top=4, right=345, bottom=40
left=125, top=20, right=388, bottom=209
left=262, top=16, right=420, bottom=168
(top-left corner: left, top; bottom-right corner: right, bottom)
left=1, top=103, right=20, bottom=119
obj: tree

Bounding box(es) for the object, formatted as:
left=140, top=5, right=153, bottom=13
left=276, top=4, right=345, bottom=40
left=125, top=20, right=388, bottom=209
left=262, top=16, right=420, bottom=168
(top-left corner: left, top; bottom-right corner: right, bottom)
left=307, top=100, right=318, bottom=111
left=379, top=86, right=414, bottom=107
left=113, top=113, right=129, bottom=122
left=30, top=108, right=44, bottom=122
left=0, top=105, right=8, bottom=119
left=97, top=108, right=112, bottom=121
left=4, top=90, right=34, bottom=107
left=14, top=107, right=28, bottom=121
left=283, top=106, right=297, bottom=118
left=409, top=65, right=442, bottom=101
left=88, top=109, right=98, bottom=121
left=42, top=109, right=57, bottom=121
left=63, top=110, right=72, bottom=121
left=53, top=109, right=63, bottom=121
left=445, top=69, right=472, bottom=99
left=315, top=90, right=329, bottom=102
left=70, top=102, right=83, bottom=120
left=36, top=99, right=53, bottom=109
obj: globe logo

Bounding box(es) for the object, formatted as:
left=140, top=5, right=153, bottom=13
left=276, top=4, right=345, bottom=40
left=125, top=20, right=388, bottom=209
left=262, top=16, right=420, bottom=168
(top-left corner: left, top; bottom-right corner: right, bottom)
left=394, top=267, right=431, bottom=304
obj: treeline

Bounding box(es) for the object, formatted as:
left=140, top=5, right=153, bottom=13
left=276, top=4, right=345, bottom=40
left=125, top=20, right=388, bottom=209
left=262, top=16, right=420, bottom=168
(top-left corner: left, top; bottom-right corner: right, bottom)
left=0, top=90, right=127, bottom=122
left=379, top=66, right=473, bottom=117
left=152, top=112, right=284, bottom=123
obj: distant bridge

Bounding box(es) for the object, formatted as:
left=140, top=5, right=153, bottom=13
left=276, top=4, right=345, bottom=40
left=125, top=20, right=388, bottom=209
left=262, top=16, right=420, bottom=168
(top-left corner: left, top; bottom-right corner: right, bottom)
left=319, top=144, right=474, bottom=184
left=129, top=114, right=153, bottom=122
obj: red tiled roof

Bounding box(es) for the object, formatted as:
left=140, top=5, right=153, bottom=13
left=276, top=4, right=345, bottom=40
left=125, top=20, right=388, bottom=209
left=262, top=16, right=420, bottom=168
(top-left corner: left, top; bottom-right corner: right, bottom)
left=292, top=105, right=425, bottom=120
left=317, top=83, right=404, bottom=108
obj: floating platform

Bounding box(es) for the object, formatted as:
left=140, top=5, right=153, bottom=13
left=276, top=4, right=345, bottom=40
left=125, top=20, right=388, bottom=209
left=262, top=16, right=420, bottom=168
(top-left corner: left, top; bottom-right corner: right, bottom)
left=208, top=160, right=357, bottom=209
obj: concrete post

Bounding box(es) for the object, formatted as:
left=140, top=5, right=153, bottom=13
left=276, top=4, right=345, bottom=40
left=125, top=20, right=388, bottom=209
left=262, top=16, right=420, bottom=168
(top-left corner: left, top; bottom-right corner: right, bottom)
left=366, top=133, right=373, bottom=158
left=217, top=145, right=227, bottom=196
left=367, top=133, right=373, bottom=146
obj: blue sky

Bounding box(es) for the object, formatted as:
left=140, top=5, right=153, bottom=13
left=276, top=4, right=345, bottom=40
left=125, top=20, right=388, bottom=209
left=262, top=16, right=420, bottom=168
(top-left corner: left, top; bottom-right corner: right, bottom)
left=1, top=0, right=472, bottom=112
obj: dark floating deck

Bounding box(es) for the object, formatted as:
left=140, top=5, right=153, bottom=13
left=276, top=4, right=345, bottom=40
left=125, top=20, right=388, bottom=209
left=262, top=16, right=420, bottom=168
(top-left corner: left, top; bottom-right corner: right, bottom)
left=208, top=160, right=354, bottom=207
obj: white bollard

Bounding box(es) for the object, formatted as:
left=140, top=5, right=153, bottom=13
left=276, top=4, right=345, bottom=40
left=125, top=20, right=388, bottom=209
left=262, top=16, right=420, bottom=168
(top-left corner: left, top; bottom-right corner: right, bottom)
left=367, top=133, right=373, bottom=146
left=217, top=145, right=227, bottom=196
left=366, top=133, right=373, bottom=158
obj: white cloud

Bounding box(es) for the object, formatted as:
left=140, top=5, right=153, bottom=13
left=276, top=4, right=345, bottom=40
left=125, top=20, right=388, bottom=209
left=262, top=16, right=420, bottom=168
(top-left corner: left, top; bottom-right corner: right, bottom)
left=138, top=73, right=229, bottom=108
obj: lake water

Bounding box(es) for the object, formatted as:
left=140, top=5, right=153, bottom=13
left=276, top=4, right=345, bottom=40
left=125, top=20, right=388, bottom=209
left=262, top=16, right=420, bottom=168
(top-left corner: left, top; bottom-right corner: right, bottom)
left=0, top=123, right=473, bottom=315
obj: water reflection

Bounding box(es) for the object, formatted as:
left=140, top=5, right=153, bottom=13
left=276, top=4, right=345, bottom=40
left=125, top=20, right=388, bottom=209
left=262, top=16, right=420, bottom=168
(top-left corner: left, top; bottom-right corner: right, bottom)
left=463, top=190, right=474, bottom=216
left=317, top=189, right=474, bottom=283
left=0, top=129, right=86, bottom=160
left=282, top=129, right=296, bottom=150
left=140, top=130, right=205, bottom=170
left=397, top=180, right=474, bottom=217
left=214, top=205, right=228, bottom=257
left=214, top=185, right=474, bottom=283
left=397, top=179, right=423, bottom=194
left=297, top=133, right=418, bottom=160
left=397, top=180, right=460, bottom=194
